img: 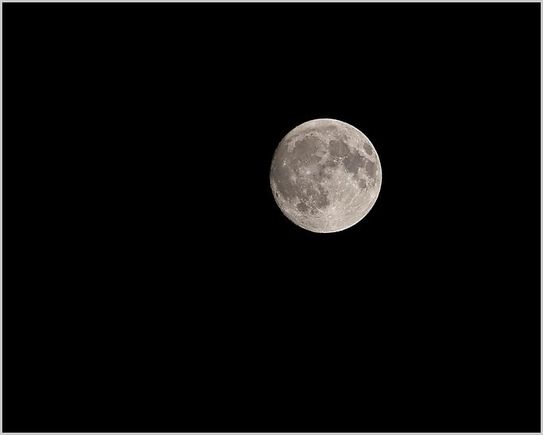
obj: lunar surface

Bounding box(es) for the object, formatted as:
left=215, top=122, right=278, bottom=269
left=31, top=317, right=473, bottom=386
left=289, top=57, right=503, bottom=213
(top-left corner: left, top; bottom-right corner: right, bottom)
left=270, top=118, right=382, bottom=233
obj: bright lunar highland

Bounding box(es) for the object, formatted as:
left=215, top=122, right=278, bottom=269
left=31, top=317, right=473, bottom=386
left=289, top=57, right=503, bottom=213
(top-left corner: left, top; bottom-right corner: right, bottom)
left=270, top=118, right=382, bottom=233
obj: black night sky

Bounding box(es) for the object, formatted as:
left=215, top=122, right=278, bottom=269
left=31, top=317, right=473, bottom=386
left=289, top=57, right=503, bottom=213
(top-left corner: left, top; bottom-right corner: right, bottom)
left=3, top=2, right=541, bottom=433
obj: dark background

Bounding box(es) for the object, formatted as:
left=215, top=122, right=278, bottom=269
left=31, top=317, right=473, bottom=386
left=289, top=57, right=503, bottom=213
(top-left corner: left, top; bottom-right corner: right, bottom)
left=3, top=2, right=540, bottom=433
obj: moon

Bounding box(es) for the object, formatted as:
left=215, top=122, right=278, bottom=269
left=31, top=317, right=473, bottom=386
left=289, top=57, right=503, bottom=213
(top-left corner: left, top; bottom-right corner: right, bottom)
left=270, top=118, right=382, bottom=233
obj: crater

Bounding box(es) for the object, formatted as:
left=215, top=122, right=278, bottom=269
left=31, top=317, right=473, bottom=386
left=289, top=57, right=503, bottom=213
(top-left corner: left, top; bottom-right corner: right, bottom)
left=317, top=125, right=339, bottom=136
left=305, top=185, right=330, bottom=210
left=297, top=202, right=309, bottom=213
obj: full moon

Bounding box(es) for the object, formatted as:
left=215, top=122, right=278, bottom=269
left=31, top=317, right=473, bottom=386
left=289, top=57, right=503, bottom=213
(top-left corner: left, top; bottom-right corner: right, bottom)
left=270, top=118, right=382, bottom=233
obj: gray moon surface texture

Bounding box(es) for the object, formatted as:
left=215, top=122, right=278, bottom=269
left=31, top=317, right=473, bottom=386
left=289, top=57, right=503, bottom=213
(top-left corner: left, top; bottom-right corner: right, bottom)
left=270, top=119, right=382, bottom=233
